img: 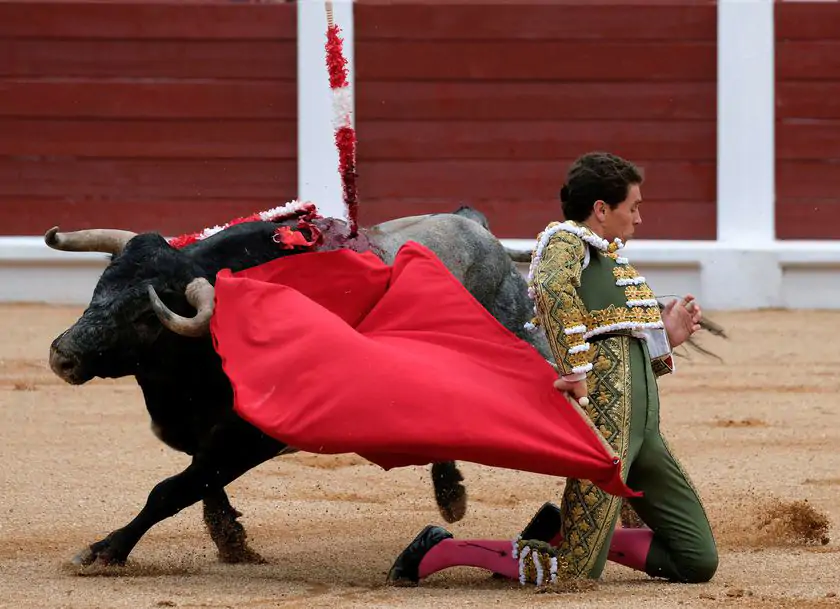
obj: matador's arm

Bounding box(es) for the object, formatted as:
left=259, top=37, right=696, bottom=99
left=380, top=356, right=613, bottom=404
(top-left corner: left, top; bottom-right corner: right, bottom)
left=531, top=230, right=593, bottom=381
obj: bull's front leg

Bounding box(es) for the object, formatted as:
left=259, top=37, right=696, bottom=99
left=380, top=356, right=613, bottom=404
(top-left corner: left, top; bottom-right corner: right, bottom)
left=72, top=418, right=284, bottom=568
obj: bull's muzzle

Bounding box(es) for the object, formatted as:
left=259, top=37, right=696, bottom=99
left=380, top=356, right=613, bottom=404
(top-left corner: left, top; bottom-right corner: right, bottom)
left=49, top=333, right=90, bottom=385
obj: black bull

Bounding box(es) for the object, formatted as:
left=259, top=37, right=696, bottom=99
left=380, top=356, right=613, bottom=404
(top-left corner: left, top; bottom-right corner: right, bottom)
left=45, top=207, right=724, bottom=568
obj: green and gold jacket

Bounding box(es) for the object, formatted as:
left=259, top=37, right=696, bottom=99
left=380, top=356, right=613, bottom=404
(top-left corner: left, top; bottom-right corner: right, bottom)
left=525, top=220, right=674, bottom=379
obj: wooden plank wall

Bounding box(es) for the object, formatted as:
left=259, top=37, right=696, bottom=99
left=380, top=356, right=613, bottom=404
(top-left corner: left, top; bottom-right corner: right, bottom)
left=0, top=1, right=297, bottom=236
left=353, top=1, right=718, bottom=240
left=775, top=2, right=840, bottom=239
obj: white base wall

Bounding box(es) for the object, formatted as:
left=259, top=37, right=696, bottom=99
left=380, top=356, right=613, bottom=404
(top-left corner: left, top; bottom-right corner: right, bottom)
left=508, top=238, right=840, bottom=311
left=3, top=236, right=840, bottom=310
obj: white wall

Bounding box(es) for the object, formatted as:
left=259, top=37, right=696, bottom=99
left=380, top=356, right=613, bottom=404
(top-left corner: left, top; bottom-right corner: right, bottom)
left=3, top=0, right=840, bottom=309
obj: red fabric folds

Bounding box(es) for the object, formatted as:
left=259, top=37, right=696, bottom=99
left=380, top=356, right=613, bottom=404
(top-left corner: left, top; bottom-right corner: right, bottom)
left=210, top=242, right=640, bottom=499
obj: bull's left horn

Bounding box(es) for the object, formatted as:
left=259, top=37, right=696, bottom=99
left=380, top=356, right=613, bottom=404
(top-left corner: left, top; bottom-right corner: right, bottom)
left=148, top=278, right=215, bottom=338
left=45, top=227, right=137, bottom=256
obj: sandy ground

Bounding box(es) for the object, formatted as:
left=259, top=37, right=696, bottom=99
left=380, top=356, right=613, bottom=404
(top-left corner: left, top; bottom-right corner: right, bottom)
left=1, top=305, right=839, bottom=609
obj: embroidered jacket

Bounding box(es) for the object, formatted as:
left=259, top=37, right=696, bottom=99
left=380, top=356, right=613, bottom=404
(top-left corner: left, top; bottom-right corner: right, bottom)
left=526, top=221, right=674, bottom=379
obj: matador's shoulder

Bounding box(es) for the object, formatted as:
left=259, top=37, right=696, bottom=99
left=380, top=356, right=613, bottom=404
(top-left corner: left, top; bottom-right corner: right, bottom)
left=529, top=221, right=588, bottom=273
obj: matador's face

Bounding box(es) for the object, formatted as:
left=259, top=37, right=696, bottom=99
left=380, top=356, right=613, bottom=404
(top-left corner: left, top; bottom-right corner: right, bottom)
left=602, top=183, right=643, bottom=243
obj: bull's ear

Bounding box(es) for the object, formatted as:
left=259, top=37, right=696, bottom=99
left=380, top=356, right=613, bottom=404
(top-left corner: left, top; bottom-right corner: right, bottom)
left=149, top=233, right=174, bottom=247
left=117, top=232, right=175, bottom=256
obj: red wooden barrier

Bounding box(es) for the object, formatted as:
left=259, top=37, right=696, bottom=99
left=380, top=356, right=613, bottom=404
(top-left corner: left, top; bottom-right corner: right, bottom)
left=353, top=1, right=718, bottom=240
left=776, top=2, right=840, bottom=239
left=0, top=1, right=297, bottom=236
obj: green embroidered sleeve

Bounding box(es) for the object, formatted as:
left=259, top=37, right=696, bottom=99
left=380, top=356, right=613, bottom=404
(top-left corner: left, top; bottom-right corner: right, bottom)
left=532, top=231, right=593, bottom=377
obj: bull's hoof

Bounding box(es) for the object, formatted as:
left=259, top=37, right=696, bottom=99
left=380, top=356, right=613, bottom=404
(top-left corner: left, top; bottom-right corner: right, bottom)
left=205, top=510, right=267, bottom=564
left=71, top=540, right=126, bottom=568
left=438, top=485, right=467, bottom=524
left=218, top=545, right=267, bottom=565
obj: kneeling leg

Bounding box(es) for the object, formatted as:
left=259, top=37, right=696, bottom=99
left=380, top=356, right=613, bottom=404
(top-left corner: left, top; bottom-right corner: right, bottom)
left=623, top=433, right=718, bottom=583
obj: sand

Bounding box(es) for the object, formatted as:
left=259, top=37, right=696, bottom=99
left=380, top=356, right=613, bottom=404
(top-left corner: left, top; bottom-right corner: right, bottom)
left=1, top=305, right=838, bottom=608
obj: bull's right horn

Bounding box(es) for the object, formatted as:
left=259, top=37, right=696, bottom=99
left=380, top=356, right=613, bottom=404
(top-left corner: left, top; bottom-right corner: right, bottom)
left=44, top=227, right=137, bottom=256
left=505, top=247, right=532, bottom=263
left=148, top=278, right=216, bottom=338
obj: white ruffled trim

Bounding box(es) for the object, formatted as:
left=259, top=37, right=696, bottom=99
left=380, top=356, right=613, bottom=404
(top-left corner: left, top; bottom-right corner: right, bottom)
left=525, top=222, right=624, bottom=333
left=518, top=545, right=530, bottom=585
left=198, top=225, right=225, bottom=239
left=564, top=324, right=587, bottom=335
left=258, top=199, right=310, bottom=222
left=572, top=362, right=593, bottom=374
left=167, top=199, right=313, bottom=246
left=626, top=298, right=658, bottom=307
left=616, top=276, right=646, bottom=286
left=568, top=343, right=590, bottom=355
left=533, top=550, right=544, bottom=586
left=527, top=222, right=622, bottom=285
left=515, top=541, right=559, bottom=587
left=585, top=320, right=664, bottom=340
left=331, top=86, right=353, bottom=130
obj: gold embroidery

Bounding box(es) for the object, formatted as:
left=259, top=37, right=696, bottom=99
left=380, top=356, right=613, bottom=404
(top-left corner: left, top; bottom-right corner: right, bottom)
left=514, top=539, right=567, bottom=587
left=613, top=264, right=642, bottom=282
left=555, top=336, right=633, bottom=578
left=532, top=230, right=594, bottom=376
left=527, top=221, right=666, bottom=356
left=624, top=284, right=657, bottom=303
left=586, top=304, right=663, bottom=334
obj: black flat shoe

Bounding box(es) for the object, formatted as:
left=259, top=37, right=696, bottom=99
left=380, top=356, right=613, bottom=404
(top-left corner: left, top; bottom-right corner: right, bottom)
left=386, top=525, right=453, bottom=586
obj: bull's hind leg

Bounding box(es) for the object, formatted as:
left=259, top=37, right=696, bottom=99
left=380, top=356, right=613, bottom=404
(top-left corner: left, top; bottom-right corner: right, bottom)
left=71, top=417, right=283, bottom=568
left=203, top=489, right=266, bottom=564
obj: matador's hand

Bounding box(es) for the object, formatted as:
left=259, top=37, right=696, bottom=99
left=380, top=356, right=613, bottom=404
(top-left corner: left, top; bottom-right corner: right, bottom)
left=553, top=376, right=588, bottom=406
left=663, top=294, right=702, bottom=348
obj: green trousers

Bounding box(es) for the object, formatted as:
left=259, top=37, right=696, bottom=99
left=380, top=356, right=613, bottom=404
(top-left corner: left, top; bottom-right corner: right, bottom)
left=553, top=335, right=718, bottom=582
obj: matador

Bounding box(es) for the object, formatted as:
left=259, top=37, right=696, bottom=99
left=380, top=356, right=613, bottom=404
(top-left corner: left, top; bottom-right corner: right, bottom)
left=387, top=151, right=719, bottom=588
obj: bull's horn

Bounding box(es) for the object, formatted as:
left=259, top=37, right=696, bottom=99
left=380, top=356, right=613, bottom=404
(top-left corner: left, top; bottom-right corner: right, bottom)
left=505, top=247, right=532, bottom=263
left=147, top=278, right=215, bottom=338
left=44, top=227, right=137, bottom=256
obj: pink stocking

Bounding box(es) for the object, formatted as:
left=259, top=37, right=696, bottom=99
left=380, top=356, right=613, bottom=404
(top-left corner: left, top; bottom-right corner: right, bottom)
left=418, top=539, right=519, bottom=580
left=607, top=527, right=654, bottom=572
left=417, top=529, right=653, bottom=581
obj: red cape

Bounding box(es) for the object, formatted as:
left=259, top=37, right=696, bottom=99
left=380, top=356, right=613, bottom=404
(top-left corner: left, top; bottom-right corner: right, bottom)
left=210, top=241, right=640, bottom=498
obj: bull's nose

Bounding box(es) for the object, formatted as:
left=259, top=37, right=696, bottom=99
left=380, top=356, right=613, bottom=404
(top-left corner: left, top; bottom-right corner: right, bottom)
left=49, top=346, right=80, bottom=380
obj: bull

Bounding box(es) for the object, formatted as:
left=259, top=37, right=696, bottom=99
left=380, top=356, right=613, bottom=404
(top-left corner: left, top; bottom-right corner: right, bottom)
left=45, top=206, right=557, bottom=568
left=45, top=205, right=724, bottom=568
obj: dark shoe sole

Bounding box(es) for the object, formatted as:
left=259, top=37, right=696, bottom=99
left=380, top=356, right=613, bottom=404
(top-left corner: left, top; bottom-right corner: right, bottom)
left=386, top=524, right=453, bottom=586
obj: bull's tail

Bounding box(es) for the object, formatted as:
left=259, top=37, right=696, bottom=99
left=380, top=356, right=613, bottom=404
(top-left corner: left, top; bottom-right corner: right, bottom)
left=431, top=462, right=467, bottom=524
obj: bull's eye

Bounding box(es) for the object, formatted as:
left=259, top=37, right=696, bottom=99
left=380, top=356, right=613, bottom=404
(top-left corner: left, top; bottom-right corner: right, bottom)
left=133, top=310, right=159, bottom=326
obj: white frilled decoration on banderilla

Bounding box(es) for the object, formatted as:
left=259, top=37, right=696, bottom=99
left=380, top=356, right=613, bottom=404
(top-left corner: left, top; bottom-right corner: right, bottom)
left=324, top=1, right=359, bottom=237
